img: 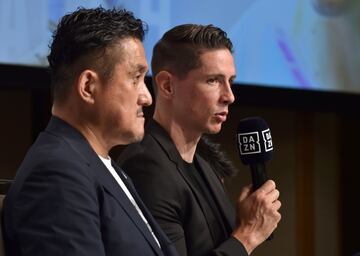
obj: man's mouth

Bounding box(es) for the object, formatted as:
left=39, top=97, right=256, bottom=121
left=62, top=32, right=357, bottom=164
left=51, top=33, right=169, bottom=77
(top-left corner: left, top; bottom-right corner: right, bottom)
left=136, top=109, right=144, bottom=117
left=214, top=111, right=228, bottom=122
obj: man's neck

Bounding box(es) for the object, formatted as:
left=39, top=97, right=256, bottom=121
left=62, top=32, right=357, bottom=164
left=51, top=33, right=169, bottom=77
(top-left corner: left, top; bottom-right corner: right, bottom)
left=153, top=114, right=201, bottom=163
left=82, top=123, right=109, bottom=158
left=52, top=105, right=110, bottom=158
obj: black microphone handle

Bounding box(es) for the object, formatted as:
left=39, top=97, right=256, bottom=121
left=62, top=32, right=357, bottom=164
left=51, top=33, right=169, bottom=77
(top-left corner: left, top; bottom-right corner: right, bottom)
left=249, top=163, right=274, bottom=241
left=250, top=163, right=268, bottom=190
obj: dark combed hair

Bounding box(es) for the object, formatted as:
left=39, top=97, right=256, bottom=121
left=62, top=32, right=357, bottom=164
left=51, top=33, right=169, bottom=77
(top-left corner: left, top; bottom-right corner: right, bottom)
left=151, top=24, right=233, bottom=81
left=197, top=136, right=238, bottom=179
left=48, top=7, right=147, bottom=101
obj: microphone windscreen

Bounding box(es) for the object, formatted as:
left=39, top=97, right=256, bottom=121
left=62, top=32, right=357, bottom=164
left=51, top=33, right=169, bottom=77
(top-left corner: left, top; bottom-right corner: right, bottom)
left=236, top=117, right=273, bottom=165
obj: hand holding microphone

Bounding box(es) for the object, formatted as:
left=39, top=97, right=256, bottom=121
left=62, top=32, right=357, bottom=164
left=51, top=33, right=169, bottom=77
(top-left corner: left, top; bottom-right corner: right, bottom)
left=231, top=117, right=281, bottom=254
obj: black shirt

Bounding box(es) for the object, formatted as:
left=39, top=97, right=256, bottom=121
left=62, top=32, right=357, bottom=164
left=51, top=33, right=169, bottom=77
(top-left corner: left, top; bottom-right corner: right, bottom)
left=182, top=159, right=228, bottom=246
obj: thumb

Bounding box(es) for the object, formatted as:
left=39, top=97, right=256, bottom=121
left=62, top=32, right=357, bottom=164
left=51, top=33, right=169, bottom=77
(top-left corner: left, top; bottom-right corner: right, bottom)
left=239, top=184, right=253, bottom=201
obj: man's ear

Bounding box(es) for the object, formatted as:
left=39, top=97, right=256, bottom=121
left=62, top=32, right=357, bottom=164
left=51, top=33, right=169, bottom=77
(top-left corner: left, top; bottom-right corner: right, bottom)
left=155, top=70, right=174, bottom=99
left=76, top=69, right=99, bottom=104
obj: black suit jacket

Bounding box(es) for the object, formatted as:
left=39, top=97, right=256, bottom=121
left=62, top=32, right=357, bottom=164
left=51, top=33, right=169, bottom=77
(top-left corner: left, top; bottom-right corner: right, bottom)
left=118, top=120, right=248, bottom=256
left=2, top=117, right=178, bottom=256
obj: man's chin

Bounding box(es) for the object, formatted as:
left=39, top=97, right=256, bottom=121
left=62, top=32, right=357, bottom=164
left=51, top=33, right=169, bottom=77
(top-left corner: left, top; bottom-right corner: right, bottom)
left=128, top=132, right=144, bottom=144
left=206, top=124, right=222, bottom=134
left=119, top=129, right=144, bottom=145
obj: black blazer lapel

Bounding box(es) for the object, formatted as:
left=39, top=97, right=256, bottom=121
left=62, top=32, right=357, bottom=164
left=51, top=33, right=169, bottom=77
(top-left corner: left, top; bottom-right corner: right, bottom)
left=147, top=120, right=221, bottom=243
left=147, top=120, right=235, bottom=232
left=93, top=158, right=163, bottom=256
left=173, top=160, right=220, bottom=244
left=112, top=163, right=177, bottom=255
left=195, top=155, right=236, bottom=231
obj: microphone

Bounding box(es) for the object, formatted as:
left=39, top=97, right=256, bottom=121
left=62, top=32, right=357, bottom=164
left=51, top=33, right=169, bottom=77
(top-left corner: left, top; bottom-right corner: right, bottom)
left=236, top=117, right=273, bottom=189
left=236, top=116, right=274, bottom=240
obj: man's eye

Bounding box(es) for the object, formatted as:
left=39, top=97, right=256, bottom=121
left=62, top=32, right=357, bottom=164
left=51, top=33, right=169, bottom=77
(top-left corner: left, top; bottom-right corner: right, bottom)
left=207, top=78, right=219, bottom=85
left=133, top=75, right=141, bottom=83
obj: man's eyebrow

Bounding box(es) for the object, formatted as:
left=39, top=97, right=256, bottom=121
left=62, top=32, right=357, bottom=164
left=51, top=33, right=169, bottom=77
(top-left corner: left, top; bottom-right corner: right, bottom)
left=129, top=64, right=148, bottom=76
left=135, top=64, right=148, bottom=73
left=206, top=73, right=236, bottom=80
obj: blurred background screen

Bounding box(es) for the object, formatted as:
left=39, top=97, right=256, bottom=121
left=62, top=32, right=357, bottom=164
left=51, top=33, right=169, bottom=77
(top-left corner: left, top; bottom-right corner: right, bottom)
left=1, top=0, right=359, bottom=93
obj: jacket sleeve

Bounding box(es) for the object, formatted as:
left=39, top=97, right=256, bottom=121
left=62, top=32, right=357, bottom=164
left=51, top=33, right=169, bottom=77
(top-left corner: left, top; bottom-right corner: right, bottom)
left=211, top=237, right=248, bottom=256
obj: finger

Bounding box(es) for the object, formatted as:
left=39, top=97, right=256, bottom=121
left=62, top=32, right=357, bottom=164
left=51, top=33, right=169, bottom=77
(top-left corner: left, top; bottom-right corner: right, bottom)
left=272, top=200, right=281, bottom=211
left=266, top=189, right=280, bottom=203
left=239, top=184, right=252, bottom=201
left=258, top=180, right=276, bottom=194
left=274, top=211, right=282, bottom=223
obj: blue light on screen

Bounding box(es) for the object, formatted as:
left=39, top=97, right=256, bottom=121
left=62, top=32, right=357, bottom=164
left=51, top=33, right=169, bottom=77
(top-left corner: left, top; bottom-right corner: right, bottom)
left=0, top=0, right=359, bottom=93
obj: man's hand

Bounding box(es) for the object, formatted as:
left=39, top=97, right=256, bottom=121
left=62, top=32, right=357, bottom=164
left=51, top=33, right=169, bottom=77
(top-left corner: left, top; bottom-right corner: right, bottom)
left=231, top=180, right=281, bottom=254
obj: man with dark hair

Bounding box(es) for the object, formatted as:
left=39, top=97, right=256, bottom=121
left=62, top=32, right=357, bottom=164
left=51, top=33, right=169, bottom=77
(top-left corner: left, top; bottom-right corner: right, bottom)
left=118, top=24, right=281, bottom=256
left=2, top=7, right=178, bottom=256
